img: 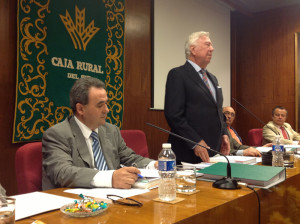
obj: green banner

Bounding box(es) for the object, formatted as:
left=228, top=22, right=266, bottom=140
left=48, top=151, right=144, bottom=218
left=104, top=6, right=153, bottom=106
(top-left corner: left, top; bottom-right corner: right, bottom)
left=14, top=0, right=125, bottom=143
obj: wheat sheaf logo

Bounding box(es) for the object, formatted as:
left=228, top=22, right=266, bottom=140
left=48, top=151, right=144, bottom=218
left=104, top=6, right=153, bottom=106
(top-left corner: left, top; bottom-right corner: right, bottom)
left=60, top=5, right=100, bottom=51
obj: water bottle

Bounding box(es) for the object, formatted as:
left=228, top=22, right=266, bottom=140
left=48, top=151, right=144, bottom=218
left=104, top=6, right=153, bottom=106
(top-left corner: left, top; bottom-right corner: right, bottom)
left=272, top=135, right=284, bottom=167
left=158, top=143, right=176, bottom=201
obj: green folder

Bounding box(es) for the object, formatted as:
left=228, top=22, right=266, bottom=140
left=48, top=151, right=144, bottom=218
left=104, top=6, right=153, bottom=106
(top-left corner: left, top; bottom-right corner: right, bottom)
left=198, top=162, right=286, bottom=189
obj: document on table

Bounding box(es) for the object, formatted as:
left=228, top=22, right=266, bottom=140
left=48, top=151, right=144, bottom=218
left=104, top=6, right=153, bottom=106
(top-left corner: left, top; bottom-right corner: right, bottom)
left=64, top=188, right=149, bottom=200
left=139, top=169, right=159, bottom=178
left=257, top=146, right=299, bottom=153
left=11, top=191, right=76, bottom=221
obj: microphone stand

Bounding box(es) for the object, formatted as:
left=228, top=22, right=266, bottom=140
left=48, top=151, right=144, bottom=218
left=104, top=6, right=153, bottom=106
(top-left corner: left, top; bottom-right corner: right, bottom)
left=146, top=123, right=240, bottom=190
left=232, top=97, right=265, bottom=126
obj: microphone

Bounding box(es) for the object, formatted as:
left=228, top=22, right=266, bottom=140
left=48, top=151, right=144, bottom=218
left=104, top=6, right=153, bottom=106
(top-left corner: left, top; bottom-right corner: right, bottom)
left=146, top=122, right=240, bottom=190
left=232, top=97, right=279, bottom=135
left=232, top=97, right=265, bottom=126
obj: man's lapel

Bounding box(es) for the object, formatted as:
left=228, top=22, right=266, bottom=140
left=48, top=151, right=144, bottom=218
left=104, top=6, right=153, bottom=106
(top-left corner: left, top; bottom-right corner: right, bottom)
left=184, top=62, right=217, bottom=104
left=98, top=125, right=114, bottom=169
left=69, top=116, right=94, bottom=168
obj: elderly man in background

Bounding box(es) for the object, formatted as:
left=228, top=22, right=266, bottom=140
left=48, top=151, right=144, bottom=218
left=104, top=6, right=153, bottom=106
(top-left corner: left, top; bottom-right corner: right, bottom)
left=223, top=106, right=243, bottom=144
left=223, top=106, right=271, bottom=157
left=263, top=106, right=300, bottom=145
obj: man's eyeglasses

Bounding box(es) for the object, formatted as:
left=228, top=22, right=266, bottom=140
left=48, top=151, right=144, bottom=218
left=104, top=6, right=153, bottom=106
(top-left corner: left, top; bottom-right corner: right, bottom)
left=107, top=194, right=143, bottom=207
left=223, top=111, right=235, bottom=117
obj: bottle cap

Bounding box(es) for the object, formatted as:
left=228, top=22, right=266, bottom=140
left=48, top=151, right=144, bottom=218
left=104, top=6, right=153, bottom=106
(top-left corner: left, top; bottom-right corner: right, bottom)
left=162, top=143, right=171, bottom=148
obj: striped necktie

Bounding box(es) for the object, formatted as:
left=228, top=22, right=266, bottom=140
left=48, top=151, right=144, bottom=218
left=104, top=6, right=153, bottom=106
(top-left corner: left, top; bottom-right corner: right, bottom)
left=200, top=69, right=214, bottom=97
left=90, top=131, right=108, bottom=170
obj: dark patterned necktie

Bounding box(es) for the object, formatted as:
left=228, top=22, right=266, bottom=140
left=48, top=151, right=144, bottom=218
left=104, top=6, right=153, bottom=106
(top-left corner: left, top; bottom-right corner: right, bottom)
left=200, top=69, right=213, bottom=96
left=90, top=131, right=108, bottom=170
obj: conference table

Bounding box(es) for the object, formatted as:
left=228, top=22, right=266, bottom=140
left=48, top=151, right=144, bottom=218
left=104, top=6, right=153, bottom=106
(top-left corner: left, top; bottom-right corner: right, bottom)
left=16, top=159, right=300, bottom=224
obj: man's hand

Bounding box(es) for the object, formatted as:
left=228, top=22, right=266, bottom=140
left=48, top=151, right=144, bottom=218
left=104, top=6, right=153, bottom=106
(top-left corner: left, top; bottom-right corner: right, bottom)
left=193, top=140, right=210, bottom=162
left=112, top=167, right=140, bottom=189
left=243, top=147, right=262, bottom=157
left=220, top=135, right=230, bottom=155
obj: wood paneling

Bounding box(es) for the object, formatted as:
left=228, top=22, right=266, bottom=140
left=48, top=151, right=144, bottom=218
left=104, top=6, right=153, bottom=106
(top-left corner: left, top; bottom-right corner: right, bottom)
left=231, top=4, right=300, bottom=145
left=123, top=0, right=169, bottom=159
left=0, top=0, right=20, bottom=196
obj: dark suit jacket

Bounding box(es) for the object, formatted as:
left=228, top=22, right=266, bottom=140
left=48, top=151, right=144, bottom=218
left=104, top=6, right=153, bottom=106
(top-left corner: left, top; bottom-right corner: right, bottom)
left=42, top=116, right=153, bottom=190
left=164, top=61, right=227, bottom=163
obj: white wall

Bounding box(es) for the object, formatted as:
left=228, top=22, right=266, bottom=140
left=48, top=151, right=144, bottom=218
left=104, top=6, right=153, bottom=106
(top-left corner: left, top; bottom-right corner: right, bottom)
left=153, top=0, right=231, bottom=109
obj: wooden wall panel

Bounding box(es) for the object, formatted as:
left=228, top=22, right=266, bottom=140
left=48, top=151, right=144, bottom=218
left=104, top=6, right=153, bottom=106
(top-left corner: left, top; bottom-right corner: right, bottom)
left=0, top=0, right=20, bottom=196
left=231, top=4, right=300, bottom=145
left=123, top=0, right=169, bottom=159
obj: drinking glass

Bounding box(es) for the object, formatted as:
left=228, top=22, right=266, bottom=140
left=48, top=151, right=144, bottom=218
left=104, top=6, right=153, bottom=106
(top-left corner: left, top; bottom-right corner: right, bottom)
left=283, top=151, right=295, bottom=168
left=0, top=197, right=15, bottom=224
left=176, top=165, right=196, bottom=192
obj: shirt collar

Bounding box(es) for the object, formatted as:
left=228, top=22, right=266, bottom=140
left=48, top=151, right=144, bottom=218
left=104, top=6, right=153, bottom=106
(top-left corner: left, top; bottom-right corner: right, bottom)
left=74, top=115, right=98, bottom=140
left=273, top=122, right=285, bottom=129
left=187, top=60, right=205, bottom=73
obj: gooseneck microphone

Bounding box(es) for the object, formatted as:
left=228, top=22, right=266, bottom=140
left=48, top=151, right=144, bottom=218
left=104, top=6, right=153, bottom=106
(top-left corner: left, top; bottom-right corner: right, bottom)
left=232, top=97, right=279, bottom=135
left=146, top=123, right=240, bottom=190
left=232, top=97, right=265, bottom=126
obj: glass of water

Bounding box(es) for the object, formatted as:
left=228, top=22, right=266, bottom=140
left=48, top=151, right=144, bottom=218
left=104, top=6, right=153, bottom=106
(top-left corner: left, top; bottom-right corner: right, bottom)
left=176, top=165, right=196, bottom=192
left=0, top=197, right=15, bottom=224
left=283, top=150, right=295, bottom=168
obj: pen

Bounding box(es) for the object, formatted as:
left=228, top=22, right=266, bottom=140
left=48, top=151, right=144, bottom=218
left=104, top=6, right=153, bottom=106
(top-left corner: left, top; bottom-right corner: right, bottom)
left=120, top=164, right=144, bottom=179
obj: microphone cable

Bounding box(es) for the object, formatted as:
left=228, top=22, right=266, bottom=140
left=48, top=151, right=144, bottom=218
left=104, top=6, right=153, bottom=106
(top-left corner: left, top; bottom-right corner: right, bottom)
left=239, top=182, right=261, bottom=224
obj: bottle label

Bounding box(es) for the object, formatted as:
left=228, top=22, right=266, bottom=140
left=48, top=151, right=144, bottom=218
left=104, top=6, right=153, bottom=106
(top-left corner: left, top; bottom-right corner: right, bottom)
left=272, top=145, right=284, bottom=152
left=158, top=160, right=175, bottom=171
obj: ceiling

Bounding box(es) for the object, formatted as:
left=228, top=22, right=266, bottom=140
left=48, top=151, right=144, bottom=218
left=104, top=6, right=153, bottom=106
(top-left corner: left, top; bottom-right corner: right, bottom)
left=220, top=0, right=300, bottom=15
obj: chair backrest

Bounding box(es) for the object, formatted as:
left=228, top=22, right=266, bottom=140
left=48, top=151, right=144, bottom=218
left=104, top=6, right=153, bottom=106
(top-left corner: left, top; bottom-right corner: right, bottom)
left=15, top=142, right=43, bottom=194
left=248, top=128, right=263, bottom=146
left=120, top=130, right=149, bottom=158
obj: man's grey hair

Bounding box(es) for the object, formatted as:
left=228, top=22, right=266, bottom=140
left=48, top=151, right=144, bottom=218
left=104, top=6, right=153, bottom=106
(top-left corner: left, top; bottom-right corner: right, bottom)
left=184, top=31, right=210, bottom=59
left=70, top=77, right=106, bottom=112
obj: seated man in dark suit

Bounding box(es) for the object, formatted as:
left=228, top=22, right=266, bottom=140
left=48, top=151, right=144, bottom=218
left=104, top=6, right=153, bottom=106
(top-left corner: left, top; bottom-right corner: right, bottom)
left=42, top=77, right=157, bottom=190
left=223, top=106, right=270, bottom=156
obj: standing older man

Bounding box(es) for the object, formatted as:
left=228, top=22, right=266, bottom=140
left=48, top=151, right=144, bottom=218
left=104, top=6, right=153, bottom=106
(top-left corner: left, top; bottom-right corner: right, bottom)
left=42, top=77, right=157, bottom=190
left=263, top=106, right=300, bottom=145
left=164, top=31, right=229, bottom=164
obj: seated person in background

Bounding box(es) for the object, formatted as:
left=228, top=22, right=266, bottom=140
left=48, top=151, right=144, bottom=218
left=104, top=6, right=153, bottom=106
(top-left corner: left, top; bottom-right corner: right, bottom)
left=263, top=106, right=300, bottom=145
left=223, top=106, right=271, bottom=157
left=223, top=106, right=243, bottom=144
left=0, top=183, right=6, bottom=196
left=42, top=77, right=157, bottom=190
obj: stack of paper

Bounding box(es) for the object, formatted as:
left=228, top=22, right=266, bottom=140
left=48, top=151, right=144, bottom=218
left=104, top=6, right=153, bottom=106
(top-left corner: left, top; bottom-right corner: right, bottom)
left=209, top=156, right=257, bottom=164
left=11, top=192, right=75, bottom=220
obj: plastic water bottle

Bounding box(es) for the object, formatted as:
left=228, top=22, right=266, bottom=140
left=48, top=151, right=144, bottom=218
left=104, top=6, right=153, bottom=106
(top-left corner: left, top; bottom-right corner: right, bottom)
left=272, top=135, right=284, bottom=167
left=158, top=143, right=176, bottom=201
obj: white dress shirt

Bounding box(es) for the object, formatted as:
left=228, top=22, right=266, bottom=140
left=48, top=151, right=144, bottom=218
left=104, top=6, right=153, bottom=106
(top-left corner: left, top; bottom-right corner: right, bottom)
left=74, top=116, right=156, bottom=187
